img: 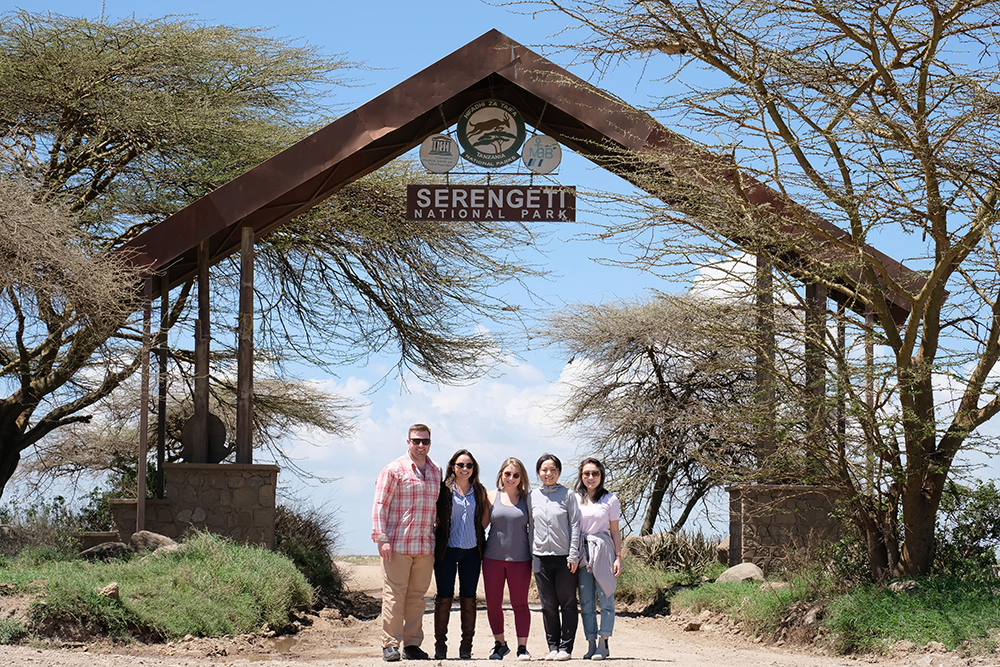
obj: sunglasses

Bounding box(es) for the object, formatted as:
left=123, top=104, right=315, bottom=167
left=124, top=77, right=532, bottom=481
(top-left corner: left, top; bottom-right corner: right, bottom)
left=582, top=471, right=601, bottom=477
left=409, top=438, right=431, bottom=446
left=455, top=462, right=475, bottom=469
left=503, top=471, right=521, bottom=479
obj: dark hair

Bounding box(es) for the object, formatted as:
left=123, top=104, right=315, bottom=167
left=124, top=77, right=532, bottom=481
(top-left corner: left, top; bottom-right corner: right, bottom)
left=575, top=457, right=609, bottom=503
left=536, top=453, right=562, bottom=474
left=445, top=449, right=487, bottom=505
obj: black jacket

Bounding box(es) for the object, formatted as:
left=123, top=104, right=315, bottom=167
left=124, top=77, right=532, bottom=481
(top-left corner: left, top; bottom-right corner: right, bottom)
left=435, top=481, right=487, bottom=562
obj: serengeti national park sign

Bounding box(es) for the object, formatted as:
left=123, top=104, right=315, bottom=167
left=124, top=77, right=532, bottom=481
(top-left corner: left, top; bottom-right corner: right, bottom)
left=410, top=99, right=573, bottom=221
left=406, top=185, right=576, bottom=221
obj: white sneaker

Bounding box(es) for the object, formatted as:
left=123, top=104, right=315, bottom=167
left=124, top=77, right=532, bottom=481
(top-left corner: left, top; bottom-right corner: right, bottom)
left=544, top=650, right=559, bottom=661
left=516, top=645, right=531, bottom=661
left=553, top=651, right=571, bottom=661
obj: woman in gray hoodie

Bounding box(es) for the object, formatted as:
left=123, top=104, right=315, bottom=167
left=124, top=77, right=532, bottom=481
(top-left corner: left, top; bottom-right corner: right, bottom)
left=529, top=453, right=581, bottom=661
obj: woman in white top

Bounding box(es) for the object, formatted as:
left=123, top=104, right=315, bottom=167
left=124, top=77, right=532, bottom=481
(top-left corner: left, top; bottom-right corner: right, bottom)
left=574, top=458, right=622, bottom=661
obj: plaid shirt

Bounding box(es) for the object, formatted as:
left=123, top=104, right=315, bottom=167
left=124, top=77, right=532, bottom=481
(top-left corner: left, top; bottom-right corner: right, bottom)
left=371, top=453, right=442, bottom=555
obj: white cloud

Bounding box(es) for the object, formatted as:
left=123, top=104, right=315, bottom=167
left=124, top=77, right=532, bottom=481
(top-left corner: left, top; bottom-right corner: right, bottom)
left=274, top=356, right=582, bottom=554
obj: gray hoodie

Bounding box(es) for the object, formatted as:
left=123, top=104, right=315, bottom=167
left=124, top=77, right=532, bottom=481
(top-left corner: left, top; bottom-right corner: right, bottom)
left=529, top=483, right=581, bottom=562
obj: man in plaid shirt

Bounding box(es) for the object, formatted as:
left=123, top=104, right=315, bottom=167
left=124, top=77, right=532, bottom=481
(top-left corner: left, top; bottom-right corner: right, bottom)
left=372, top=423, right=443, bottom=662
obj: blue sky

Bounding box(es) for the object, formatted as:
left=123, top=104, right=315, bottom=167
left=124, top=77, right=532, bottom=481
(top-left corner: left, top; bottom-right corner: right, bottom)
left=11, top=0, right=687, bottom=552
left=10, top=0, right=999, bottom=553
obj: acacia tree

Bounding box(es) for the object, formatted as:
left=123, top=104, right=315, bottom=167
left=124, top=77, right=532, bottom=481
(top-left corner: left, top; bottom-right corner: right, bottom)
left=544, top=0, right=1000, bottom=578
left=540, top=295, right=758, bottom=535
left=0, top=11, right=539, bottom=498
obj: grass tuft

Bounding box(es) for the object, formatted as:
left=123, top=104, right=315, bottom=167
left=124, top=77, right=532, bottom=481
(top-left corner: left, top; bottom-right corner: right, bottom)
left=2, top=531, right=313, bottom=642
left=0, top=618, right=27, bottom=644
left=826, top=578, right=1000, bottom=654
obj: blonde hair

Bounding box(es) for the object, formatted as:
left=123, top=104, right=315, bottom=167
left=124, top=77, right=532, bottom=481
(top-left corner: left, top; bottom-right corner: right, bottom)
left=495, top=457, right=530, bottom=498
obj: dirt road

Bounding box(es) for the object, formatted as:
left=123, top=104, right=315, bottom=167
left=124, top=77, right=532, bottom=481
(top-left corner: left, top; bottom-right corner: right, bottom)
left=1, top=561, right=983, bottom=667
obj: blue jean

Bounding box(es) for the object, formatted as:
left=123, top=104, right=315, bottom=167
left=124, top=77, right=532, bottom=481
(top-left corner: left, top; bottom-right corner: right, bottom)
left=578, top=567, right=615, bottom=638
left=434, top=546, right=481, bottom=598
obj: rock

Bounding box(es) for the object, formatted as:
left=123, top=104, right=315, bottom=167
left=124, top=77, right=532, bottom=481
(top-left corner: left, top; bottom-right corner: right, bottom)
left=923, top=641, right=946, bottom=653
left=0, top=524, right=21, bottom=544
left=803, top=605, right=823, bottom=626
left=716, top=562, right=765, bottom=583
left=141, top=543, right=182, bottom=560
left=80, top=541, right=131, bottom=561
left=716, top=536, right=730, bottom=564
left=130, top=530, right=178, bottom=553
left=97, top=582, right=120, bottom=601
left=889, top=580, right=921, bottom=594
left=760, top=581, right=793, bottom=591
left=683, top=621, right=702, bottom=631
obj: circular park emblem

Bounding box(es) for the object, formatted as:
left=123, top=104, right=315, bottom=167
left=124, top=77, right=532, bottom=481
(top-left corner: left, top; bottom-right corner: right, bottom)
left=522, top=135, right=562, bottom=174
left=419, top=134, right=460, bottom=173
left=457, top=99, right=526, bottom=168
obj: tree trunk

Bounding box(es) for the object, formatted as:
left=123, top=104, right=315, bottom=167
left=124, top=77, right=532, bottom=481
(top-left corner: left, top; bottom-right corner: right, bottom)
left=897, top=471, right=946, bottom=576
left=641, top=462, right=675, bottom=536
left=0, top=436, right=23, bottom=500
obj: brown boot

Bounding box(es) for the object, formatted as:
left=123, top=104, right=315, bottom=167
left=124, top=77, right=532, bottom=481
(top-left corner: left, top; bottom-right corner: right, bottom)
left=434, top=596, right=453, bottom=660
left=459, top=596, right=476, bottom=659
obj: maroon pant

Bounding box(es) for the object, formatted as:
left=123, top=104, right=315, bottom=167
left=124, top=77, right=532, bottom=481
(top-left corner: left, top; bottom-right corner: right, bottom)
left=482, top=556, right=532, bottom=639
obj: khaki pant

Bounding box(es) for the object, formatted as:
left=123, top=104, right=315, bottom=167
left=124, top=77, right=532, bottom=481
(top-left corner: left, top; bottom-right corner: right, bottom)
left=381, top=551, right=434, bottom=648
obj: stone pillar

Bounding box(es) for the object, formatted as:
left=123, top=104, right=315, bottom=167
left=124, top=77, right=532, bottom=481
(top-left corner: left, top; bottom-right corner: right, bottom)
left=110, top=463, right=279, bottom=548
left=728, top=485, right=840, bottom=571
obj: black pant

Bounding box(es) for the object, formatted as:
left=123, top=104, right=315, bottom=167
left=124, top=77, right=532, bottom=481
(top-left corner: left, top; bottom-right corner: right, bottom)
left=533, top=554, right=578, bottom=653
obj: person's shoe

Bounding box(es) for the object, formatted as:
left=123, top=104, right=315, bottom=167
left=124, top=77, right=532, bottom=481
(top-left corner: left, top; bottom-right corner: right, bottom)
left=592, top=637, right=609, bottom=660
left=583, top=638, right=597, bottom=659
left=490, top=641, right=510, bottom=660
left=553, top=650, right=572, bottom=661
left=383, top=646, right=401, bottom=662
left=543, top=650, right=559, bottom=661
left=516, top=645, right=531, bottom=661
left=402, top=645, right=430, bottom=660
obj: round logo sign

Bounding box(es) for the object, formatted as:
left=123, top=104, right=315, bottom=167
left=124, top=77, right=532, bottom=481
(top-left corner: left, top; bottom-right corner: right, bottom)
left=419, top=134, right=460, bottom=173
left=522, top=135, right=562, bottom=174
left=457, top=99, right=526, bottom=168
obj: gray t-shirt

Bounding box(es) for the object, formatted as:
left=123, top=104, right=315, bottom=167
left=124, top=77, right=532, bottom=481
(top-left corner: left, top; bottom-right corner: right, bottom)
left=484, top=492, right=531, bottom=562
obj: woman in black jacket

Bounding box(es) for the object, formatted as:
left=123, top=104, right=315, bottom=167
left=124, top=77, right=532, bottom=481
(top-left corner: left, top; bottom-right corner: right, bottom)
left=434, top=448, right=488, bottom=659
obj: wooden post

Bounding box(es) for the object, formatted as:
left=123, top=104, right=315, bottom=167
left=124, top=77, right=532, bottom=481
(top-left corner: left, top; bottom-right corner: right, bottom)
left=837, top=303, right=847, bottom=437
left=755, top=254, right=776, bottom=460
left=156, top=274, right=169, bottom=499
left=865, top=309, right=875, bottom=488
left=137, top=278, right=152, bottom=533
left=804, top=282, right=827, bottom=439
left=193, top=240, right=210, bottom=463
left=236, top=227, right=254, bottom=464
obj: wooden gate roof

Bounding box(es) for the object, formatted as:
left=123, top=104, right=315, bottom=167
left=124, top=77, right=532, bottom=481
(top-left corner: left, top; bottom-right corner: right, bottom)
left=119, top=29, right=920, bottom=323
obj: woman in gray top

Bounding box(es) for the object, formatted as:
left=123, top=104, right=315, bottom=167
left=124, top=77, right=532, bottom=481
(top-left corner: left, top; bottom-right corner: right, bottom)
left=482, top=457, right=532, bottom=661
left=530, top=453, right=581, bottom=661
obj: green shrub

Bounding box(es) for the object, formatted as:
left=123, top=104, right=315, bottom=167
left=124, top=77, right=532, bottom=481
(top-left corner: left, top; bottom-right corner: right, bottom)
left=933, top=481, right=1000, bottom=582
left=0, top=497, right=82, bottom=558
left=4, top=531, right=314, bottom=641
left=826, top=577, right=1000, bottom=654
left=615, top=560, right=691, bottom=604
left=0, top=618, right=27, bottom=644
left=274, top=504, right=343, bottom=605
left=623, top=530, right=722, bottom=573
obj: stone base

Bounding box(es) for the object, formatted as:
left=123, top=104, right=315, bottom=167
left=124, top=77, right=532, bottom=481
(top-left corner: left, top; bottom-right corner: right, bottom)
left=74, top=531, right=122, bottom=550
left=728, top=484, right=840, bottom=572
left=111, top=463, right=278, bottom=548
